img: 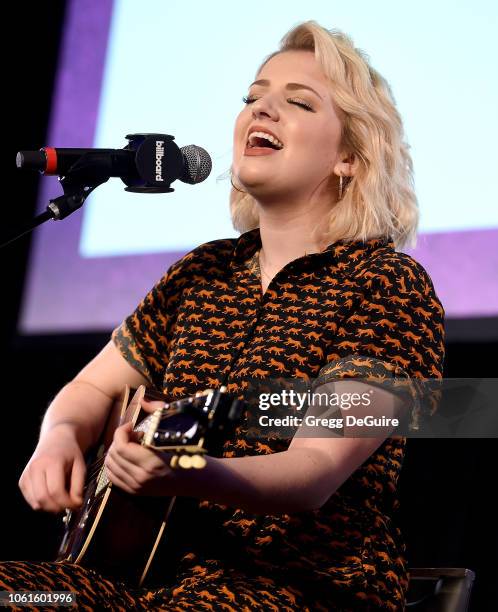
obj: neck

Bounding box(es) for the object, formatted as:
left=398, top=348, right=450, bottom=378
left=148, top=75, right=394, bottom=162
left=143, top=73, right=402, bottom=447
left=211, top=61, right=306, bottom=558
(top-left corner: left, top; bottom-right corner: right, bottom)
left=256, top=202, right=330, bottom=271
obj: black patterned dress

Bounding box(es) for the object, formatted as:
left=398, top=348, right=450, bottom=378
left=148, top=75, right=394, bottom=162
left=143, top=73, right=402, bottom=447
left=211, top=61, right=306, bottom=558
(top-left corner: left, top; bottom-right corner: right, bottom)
left=0, top=228, right=445, bottom=611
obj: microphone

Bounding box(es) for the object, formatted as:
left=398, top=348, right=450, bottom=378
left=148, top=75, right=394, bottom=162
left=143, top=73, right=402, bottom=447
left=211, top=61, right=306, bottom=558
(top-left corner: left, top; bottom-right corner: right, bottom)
left=16, top=133, right=212, bottom=193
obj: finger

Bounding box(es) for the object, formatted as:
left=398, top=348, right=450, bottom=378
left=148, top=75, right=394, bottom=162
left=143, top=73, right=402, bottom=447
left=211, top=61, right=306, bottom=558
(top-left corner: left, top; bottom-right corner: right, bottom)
left=125, top=427, right=144, bottom=445
left=106, top=440, right=163, bottom=483
left=45, top=462, right=74, bottom=511
left=29, top=468, right=60, bottom=513
left=114, top=443, right=169, bottom=479
left=43, top=469, right=69, bottom=513
left=113, top=424, right=148, bottom=459
left=29, top=466, right=55, bottom=512
left=19, top=472, right=37, bottom=510
left=106, top=466, right=134, bottom=494
left=132, top=429, right=145, bottom=443
left=109, top=441, right=161, bottom=471
left=140, top=398, right=165, bottom=414
left=113, top=422, right=134, bottom=448
left=70, top=455, right=86, bottom=507
left=105, top=454, right=137, bottom=494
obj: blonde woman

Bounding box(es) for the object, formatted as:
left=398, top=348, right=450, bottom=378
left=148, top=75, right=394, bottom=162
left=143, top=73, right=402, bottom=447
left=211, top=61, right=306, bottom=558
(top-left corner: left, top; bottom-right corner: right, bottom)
left=4, top=21, right=444, bottom=611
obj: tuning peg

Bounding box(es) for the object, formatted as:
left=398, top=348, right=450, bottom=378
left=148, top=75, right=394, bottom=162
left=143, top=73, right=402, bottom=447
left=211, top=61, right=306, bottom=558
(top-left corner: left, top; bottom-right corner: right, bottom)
left=178, top=455, right=192, bottom=469
left=191, top=454, right=207, bottom=469
left=169, top=455, right=179, bottom=469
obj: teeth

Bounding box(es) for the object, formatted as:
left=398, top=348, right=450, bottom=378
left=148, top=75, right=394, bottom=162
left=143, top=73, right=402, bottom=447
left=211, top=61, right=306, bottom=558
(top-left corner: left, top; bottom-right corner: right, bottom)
left=247, top=131, right=284, bottom=149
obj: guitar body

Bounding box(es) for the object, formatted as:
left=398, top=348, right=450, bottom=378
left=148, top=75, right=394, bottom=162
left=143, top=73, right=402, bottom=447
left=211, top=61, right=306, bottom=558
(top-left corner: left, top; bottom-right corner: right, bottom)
left=56, top=385, right=242, bottom=586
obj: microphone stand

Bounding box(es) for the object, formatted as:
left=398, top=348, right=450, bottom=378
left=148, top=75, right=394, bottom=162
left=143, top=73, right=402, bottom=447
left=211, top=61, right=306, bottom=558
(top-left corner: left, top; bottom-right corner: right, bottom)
left=1, top=157, right=110, bottom=249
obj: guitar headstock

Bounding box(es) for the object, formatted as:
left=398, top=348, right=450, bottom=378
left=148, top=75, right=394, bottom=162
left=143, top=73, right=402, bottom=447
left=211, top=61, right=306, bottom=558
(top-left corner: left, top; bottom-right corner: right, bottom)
left=134, top=386, right=243, bottom=470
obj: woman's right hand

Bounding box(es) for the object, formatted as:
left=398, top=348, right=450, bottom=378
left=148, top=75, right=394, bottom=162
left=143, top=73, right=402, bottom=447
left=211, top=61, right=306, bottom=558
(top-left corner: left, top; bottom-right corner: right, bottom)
left=18, top=424, right=87, bottom=514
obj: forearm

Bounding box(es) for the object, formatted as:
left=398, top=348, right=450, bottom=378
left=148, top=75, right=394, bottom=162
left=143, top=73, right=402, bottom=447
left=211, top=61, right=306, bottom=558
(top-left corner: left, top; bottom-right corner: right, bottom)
left=178, top=447, right=331, bottom=514
left=40, top=380, right=115, bottom=453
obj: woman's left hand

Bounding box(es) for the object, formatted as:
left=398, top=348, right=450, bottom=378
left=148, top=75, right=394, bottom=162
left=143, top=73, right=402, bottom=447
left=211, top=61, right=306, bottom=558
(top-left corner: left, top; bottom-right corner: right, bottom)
left=104, top=421, right=180, bottom=497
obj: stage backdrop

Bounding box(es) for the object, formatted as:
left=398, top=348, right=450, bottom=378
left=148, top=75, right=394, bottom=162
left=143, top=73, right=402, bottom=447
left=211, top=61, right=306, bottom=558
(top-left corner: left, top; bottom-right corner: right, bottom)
left=19, top=0, right=498, bottom=338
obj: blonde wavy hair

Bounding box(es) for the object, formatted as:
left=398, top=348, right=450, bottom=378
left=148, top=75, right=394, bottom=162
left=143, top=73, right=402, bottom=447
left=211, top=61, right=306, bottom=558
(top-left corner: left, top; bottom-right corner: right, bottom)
left=229, top=20, right=419, bottom=250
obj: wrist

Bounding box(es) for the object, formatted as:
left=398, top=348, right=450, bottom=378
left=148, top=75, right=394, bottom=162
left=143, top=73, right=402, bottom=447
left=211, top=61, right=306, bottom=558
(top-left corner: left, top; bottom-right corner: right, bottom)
left=40, top=420, right=92, bottom=451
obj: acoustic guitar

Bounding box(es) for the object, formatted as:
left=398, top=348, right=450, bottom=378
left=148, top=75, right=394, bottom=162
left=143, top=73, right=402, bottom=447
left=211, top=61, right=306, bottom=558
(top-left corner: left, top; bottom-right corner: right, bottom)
left=56, top=384, right=243, bottom=586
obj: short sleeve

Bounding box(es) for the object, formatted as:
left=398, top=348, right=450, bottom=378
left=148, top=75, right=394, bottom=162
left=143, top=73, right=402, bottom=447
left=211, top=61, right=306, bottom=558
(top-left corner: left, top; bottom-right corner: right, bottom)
left=313, top=254, right=445, bottom=429
left=111, top=257, right=187, bottom=391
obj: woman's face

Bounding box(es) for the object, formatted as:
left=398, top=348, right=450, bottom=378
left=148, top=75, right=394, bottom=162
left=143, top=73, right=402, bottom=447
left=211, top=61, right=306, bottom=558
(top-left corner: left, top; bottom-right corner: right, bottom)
left=232, top=50, right=345, bottom=204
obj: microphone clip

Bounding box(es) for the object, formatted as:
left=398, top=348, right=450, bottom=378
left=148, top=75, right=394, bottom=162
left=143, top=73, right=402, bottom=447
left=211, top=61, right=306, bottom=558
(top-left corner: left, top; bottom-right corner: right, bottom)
left=122, top=133, right=183, bottom=193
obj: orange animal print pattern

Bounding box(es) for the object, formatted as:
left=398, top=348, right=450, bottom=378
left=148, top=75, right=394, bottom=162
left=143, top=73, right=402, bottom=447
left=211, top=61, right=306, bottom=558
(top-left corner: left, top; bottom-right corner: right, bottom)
left=0, top=558, right=318, bottom=611
left=110, top=228, right=444, bottom=609
left=0, top=229, right=444, bottom=610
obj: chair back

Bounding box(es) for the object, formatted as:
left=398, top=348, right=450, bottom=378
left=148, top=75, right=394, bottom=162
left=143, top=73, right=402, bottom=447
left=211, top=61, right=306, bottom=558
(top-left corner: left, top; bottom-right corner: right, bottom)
left=406, top=567, right=476, bottom=611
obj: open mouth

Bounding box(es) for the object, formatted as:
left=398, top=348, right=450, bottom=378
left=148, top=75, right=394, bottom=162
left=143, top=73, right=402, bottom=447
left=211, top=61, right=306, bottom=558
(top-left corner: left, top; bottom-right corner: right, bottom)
left=246, top=131, right=284, bottom=151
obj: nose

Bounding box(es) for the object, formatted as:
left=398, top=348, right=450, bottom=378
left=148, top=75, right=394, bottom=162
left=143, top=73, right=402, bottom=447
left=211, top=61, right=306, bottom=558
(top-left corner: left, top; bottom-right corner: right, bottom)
left=251, top=95, right=279, bottom=121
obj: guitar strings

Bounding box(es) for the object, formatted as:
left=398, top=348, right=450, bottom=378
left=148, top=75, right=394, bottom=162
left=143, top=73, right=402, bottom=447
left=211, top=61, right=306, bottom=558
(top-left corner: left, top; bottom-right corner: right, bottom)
left=86, top=457, right=106, bottom=482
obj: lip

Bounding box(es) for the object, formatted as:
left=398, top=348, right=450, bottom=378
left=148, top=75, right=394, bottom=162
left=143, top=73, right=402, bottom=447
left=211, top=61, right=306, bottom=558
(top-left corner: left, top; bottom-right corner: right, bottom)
left=244, top=145, right=280, bottom=156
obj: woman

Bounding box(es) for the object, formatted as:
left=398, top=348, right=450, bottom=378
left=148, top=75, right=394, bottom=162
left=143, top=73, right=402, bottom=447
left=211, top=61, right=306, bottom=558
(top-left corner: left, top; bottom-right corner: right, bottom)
left=3, top=21, right=444, bottom=611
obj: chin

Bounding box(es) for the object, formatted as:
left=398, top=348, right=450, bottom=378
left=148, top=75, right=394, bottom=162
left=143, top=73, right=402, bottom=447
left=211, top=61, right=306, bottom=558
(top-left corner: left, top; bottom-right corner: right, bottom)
left=237, top=165, right=275, bottom=189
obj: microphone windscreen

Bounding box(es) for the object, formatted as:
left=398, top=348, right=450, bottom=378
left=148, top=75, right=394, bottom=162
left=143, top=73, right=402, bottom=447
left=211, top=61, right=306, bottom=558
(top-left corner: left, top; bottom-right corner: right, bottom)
left=180, top=145, right=212, bottom=184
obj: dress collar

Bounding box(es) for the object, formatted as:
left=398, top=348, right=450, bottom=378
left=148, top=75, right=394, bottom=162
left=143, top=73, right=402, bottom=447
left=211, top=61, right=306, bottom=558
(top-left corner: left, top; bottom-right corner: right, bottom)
left=231, top=227, right=395, bottom=270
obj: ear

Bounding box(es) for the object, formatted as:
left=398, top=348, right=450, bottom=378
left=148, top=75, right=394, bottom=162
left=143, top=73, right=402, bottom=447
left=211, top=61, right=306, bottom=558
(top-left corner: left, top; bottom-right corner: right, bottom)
left=333, top=152, right=356, bottom=178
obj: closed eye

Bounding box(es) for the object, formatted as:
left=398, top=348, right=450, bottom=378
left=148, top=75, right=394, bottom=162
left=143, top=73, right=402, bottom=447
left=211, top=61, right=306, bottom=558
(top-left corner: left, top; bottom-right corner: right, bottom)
left=242, top=96, right=315, bottom=112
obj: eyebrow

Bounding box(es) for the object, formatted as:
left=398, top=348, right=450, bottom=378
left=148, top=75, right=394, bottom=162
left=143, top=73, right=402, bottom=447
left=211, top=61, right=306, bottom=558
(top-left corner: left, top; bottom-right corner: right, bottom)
left=249, top=79, right=324, bottom=101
